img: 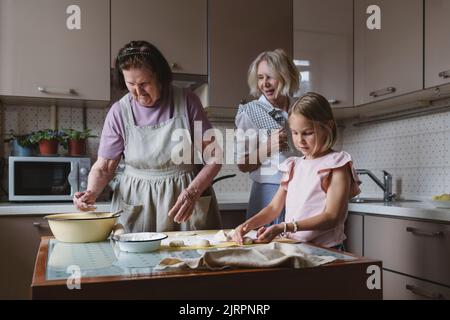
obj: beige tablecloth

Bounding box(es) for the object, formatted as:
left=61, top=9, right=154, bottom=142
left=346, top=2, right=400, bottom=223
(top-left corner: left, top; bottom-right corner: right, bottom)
left=155, top=242, right=336, bottom=271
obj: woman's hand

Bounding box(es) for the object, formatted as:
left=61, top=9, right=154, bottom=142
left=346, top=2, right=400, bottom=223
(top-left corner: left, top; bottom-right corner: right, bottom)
left=73, top=190, right=97, bottom=211
left=267, top=128, right=289, bottom=156
left=255, top=223, right=283, bottom=243
left=232, top=223, right=251, bottom=245
left=168, top=188, right=199, bottom=223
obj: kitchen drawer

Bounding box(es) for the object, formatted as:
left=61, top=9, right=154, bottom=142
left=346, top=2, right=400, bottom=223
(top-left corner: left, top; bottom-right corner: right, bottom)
left=383, top=270, right=450, bottom=300
left=364, top=215, right=450, bottom=286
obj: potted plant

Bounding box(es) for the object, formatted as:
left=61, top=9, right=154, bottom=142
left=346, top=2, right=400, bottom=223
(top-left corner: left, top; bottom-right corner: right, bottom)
left=61, top=128, right=97, bottom=156
left=32, top=129, right=65, bottom=156
left=4, top=130, right=38, bottom=156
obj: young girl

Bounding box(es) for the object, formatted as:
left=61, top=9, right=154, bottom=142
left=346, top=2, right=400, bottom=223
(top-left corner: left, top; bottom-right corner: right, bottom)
left=233, top=92, right=361, bottom=249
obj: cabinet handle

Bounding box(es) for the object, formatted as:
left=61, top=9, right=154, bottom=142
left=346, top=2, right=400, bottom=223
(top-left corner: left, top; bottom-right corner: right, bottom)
left=33, top=222, right=49, bottom=228
left=38, top=86, right=77, bottom=95
left=328, top=99, right=340, bottom=105
left=438, top=70, right=450, bottom=79
left=369, top=87, right=396, bottom=98
left=406, top=227, right=444, bottom=238
left=171, top=63, right=179, bottom=69
left=405, top=284, right=445, bottom=300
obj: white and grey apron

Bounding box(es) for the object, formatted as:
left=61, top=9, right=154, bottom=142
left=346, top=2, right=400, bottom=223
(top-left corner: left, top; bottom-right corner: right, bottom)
left=110, top=87, right=221, bottom=233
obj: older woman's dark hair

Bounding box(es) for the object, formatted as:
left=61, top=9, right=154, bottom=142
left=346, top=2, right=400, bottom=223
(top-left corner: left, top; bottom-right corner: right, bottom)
left=115, top=40, right=172, bottom=106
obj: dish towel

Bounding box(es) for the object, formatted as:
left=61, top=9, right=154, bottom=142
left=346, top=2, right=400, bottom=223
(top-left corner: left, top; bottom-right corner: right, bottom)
left=154, top=242, right=336, bottom=271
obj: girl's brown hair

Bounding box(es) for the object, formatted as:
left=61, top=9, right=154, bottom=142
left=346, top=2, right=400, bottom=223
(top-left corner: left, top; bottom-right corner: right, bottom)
left=289, top=92, right=337, bottom=153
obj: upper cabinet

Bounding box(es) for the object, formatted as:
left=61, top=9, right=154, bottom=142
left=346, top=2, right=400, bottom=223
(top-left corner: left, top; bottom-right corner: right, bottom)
left=0, top=0, right=110, bottom=101
left=208, top=0, right=293, bottom=108
left=425, top=0, right=450, bottom=88
left=111, top=0, right=207, bottom=75
left=293, top=0, right=353, bottom=108
left=354, top=0, right=423, bottom=106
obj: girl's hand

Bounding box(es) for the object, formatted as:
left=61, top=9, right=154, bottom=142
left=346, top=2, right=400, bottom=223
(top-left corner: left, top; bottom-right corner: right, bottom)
left=168, top=188, right=199, bottom=223
left=255, top=224, right=283, bottom=243
left=232, top=223, right=250, bottom=245
left=73, top=190, right=97, bottom=211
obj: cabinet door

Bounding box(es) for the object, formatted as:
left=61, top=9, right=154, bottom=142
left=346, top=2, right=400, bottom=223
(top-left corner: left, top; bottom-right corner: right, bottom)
left=344, top=213, right=363, bottom=256
left=354, top=0, right=423, bottom=105
left=383, top=270, right=450, bottom=300
left=425, top=0, right=450, bottom=88
left=111, top=0, right=207, bottom=75
left=0, top=215, right=52, bottom=299
left=0, top=0, right=110, bottom=101
left=364, top=215, right=450, bottom=286
left=293, top=0, right=353, bottom=108
left=208, top=0, right=293, bottom=108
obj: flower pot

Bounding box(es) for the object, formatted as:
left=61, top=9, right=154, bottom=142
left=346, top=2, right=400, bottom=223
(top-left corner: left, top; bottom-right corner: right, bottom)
left=39, top=139, right=59, bottom=156
left=68, top=139, right=87, bottom=156
left=10, top=140, right=35, bottom=156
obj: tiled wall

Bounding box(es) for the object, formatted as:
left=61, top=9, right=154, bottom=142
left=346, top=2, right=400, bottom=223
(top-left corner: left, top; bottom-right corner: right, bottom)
left=342, top=108, right=450, bottom=200
left=5, top=100, right=447, bottom=202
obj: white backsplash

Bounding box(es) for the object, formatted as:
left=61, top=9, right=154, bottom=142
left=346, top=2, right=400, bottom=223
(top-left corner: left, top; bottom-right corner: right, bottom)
left=342, top=109, right=450, bottom=200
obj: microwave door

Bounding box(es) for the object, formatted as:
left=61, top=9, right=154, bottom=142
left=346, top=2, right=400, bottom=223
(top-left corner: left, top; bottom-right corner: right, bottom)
left=9, top=159, right=75, bottom=201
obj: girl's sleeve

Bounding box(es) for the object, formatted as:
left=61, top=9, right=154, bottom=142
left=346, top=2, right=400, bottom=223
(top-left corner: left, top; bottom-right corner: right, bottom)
left=279, top=157, right=297, bottom=190
left=317, top=152, right=361, bottom=198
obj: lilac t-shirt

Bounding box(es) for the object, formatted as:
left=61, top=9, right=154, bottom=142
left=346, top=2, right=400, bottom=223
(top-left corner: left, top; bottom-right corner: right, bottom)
left=98, top=87, right=212, bottom=160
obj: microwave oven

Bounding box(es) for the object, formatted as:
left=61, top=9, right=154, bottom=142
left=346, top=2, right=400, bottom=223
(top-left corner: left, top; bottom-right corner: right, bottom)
left=8, top=156, right=91, bottom=201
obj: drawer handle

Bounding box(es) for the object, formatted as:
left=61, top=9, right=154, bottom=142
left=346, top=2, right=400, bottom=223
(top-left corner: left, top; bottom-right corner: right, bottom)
left=405, top=284, right=445, bottom=300
left=369, top=87, right=396, bottom=98
left=406, top=227, right=444, bottom=238
left=438, top=70, right=450, bottom=79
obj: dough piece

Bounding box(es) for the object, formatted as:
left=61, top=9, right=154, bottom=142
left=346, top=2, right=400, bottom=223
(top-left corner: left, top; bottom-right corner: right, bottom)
left=196, top=239, right=211, bottom=247
left=169, top=240, right=185, bottom=247
left=174, top=231, right=197, bottom=237
left=243, top=237, right=253, bottom=245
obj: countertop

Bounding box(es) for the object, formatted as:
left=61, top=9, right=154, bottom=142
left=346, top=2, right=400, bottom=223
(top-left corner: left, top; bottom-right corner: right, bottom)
left=0, top=193, right=249, bottom=216
left=348, top=200, right=450, bottom=223
left=2, top=193, right=449, bottom=223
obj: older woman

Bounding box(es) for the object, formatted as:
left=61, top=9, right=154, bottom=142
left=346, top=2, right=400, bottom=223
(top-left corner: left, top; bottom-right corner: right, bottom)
left=74, top=40, right=222, bottom=233
left=235, top=49, right=300, bottom=224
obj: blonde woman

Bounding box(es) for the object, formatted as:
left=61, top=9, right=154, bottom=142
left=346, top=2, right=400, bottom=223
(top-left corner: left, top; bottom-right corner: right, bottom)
left=235, top=49, right=300, bottom=224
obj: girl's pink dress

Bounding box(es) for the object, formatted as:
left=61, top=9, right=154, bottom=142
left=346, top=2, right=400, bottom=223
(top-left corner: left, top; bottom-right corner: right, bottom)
left=279, top=151, right=361, bottom=247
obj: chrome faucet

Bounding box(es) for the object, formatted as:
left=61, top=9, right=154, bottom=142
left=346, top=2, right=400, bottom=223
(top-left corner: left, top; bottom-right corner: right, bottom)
left=355, top=169, right=395, bottom=202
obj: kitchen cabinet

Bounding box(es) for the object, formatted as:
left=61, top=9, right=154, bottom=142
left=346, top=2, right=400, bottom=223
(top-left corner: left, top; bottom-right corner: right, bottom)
left=354, top=0, right=423, bottom=105
left=111, top=0, right=207, bottom=75
left=425, top=0, right=450, bottom=88
left=364, top=214, right=450, bottom=299
left=219, top=209, right=246, bottom=229
left=344, top=213, right=364, bottom=256
left=293, top=0, right=353, bottom=108
left=0, top=0, right=110, bottom=101
left=0, top=215, right=52, bottom=299
left=208, top=0, right=293, bottom=108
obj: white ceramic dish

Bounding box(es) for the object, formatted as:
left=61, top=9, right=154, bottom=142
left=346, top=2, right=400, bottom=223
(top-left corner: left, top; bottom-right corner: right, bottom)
left=113, top=232, right=168, bottom=253
left=44, top=212, right=120, bottom=243
left=428, top=200, right=450, bottom=208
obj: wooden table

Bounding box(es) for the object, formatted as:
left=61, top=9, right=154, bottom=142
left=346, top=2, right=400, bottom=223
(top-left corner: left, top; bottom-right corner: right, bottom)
left=31, top=233, right=383, bottom=300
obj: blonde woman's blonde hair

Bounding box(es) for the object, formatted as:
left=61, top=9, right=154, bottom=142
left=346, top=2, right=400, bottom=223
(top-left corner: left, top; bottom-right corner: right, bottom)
left=247, top=49, right=300, bottom=98
left=289, top=92, right=337, bottom=154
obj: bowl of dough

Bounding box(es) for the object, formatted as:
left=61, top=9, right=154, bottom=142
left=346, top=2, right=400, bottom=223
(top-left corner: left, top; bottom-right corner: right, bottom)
left=112, top=232, right=168, bottom=253
left=44, top=211, right=121, bottom=243
left=429, top=193, right=450, bottom=208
